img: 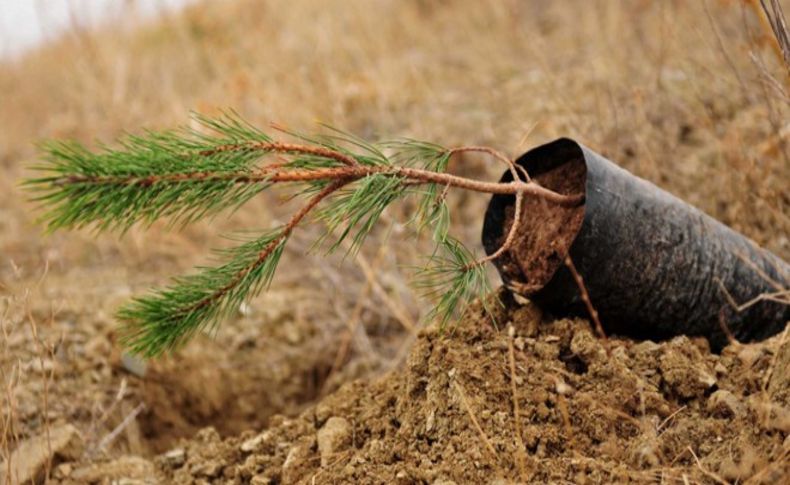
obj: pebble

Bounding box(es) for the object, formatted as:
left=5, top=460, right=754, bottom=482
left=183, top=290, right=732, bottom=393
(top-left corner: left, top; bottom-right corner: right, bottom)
left=425, top=409, right=436, bottom=433
left=0, top=424, right=83, bottom=484
left=317, top=417, right=352, bottom=467
left=240, top=431, right=272, bottom=453
left=55, top=462, right=73, bottom=478
left=162, top=448, right=186, bottom=468
left=121, top=353, right=147, bottom=378
left=555, top=377, right=574, bottom=396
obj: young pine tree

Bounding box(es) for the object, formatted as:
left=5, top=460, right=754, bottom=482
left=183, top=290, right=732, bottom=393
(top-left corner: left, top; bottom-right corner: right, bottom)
left=26, top=112, right=583, bottom=358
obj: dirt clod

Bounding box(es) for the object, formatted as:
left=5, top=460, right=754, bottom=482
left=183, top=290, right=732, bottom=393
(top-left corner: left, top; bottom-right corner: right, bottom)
left=240, top=431, right=273, bottom=454
left=658, top=337, right=717, bottom=399
left=281, top=439, right=316, bottom=484
left=707, top=390, right=744, bottom=418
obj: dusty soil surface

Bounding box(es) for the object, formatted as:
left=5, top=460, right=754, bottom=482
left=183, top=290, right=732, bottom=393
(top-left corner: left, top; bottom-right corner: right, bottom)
left=47, top=290, right=789, bottom=484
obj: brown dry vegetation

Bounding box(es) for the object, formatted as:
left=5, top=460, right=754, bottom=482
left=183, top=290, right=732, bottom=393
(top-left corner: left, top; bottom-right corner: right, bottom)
left=1, top=0, right=789, bottom=483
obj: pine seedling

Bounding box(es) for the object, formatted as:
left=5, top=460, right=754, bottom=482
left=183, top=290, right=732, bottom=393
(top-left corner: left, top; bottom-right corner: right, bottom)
left=26, top=112, right=584, bottom=357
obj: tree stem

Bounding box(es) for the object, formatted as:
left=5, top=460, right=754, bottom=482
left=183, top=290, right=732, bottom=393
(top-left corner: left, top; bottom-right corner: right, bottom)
left=57, top=165, right=584, bottom=207
left=183, top=178, right=349, bottom=313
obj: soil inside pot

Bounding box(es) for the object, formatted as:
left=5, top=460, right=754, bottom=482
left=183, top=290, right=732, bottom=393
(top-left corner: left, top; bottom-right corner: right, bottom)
left=491, top=158, right=587, bottom=293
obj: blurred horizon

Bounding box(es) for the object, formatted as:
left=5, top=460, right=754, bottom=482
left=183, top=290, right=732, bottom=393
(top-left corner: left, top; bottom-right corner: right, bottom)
left=0, top=0, right=193, bottom=59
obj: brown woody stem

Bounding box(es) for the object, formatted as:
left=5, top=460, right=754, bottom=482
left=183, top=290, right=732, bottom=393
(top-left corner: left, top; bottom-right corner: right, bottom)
left=449, top=146, right=529, bottom=269
left=472, top=189, right=524, bottom=267
left=183, top=179, right=349, bottom=313
left=55, top=141, right=584, bottom=279
left=450, top=145, right=531, bottom=182
left=564, top=255, right=608, bottom=344
left=57, top=165, right=583, bottom=207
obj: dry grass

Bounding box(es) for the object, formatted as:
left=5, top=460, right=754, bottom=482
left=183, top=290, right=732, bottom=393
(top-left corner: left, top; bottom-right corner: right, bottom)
left=0, top=0, right=788, bottom=479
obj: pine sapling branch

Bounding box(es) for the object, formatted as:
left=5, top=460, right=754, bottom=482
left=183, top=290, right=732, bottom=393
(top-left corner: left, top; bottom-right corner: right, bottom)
left=119, top=179, right=348, bottom=356
left=26, top=112, right=585, bottom=357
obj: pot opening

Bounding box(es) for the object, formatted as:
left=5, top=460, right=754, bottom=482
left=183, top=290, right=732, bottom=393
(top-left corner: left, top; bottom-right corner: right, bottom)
left=484, top=156, right=587, bottom=293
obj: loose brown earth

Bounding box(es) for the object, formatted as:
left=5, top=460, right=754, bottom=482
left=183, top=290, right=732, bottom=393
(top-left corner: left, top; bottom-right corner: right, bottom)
left=43, top=290, right=788, bottom=484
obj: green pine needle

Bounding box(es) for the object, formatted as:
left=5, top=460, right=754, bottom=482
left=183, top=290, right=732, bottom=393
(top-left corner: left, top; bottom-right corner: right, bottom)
left=118, top=228, right=286, bottom=357
left=413, top=237, right=492, bottom=328
left=316, top=174, right=408, bottom=255
left=27, top=111, right=274, bottom=232
left=29, top=167, right=270, bottom=232
left=277, top=123, right=389, bottom=167
left=386, top=139, right=451, bottom=239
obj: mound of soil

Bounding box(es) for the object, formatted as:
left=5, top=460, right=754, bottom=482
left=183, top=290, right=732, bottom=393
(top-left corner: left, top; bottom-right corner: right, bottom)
left=60, top=289, right=789, bottom=484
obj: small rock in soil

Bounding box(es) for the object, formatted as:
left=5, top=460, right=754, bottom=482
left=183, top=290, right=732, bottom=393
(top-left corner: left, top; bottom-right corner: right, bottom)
left=317, top=416, right=352, bottom=466
left=0, top=423, right=83, bottom=484
left=121, top=352, right=148, bottom=378
left=240, top=431, right=272, bottom=453
left=161, top=448, right=186, bottom=468
left=190, top=459, right=223, bottom=478
left=250, top=474, right=274, bottom=485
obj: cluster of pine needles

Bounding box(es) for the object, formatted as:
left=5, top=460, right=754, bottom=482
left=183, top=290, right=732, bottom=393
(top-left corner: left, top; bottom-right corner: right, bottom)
left=26, top=112, right=578, bottom=357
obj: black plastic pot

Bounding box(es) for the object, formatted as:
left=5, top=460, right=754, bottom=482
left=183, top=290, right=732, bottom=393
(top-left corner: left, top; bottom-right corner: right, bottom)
left=482, top=138, right=789, bottom=350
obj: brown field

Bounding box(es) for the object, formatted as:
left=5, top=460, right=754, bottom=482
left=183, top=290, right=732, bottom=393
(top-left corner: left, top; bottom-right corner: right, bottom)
left=1, top=0, right=789, bottom=483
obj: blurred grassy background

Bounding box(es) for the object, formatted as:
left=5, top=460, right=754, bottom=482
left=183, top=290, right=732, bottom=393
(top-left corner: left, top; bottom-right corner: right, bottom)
left=1, top=0, right=788, bottom=458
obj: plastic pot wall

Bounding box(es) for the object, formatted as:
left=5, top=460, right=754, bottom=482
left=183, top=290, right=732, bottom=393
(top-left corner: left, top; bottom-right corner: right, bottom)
left=482, top=138, right=789, bottom=350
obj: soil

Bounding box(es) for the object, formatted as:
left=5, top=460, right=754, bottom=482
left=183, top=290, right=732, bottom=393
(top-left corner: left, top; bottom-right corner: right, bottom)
left=53, top=289, right=789, bottom=484
left=488, top=159, right=587, bottom=293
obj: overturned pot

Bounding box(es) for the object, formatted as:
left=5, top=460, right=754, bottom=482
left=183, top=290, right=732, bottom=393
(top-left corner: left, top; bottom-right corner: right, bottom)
left=482, top=138, right=789, bottom=351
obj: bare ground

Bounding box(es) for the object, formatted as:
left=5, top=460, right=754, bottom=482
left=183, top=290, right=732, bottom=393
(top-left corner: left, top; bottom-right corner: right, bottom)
left=43, top=290, right=790, bottom=484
